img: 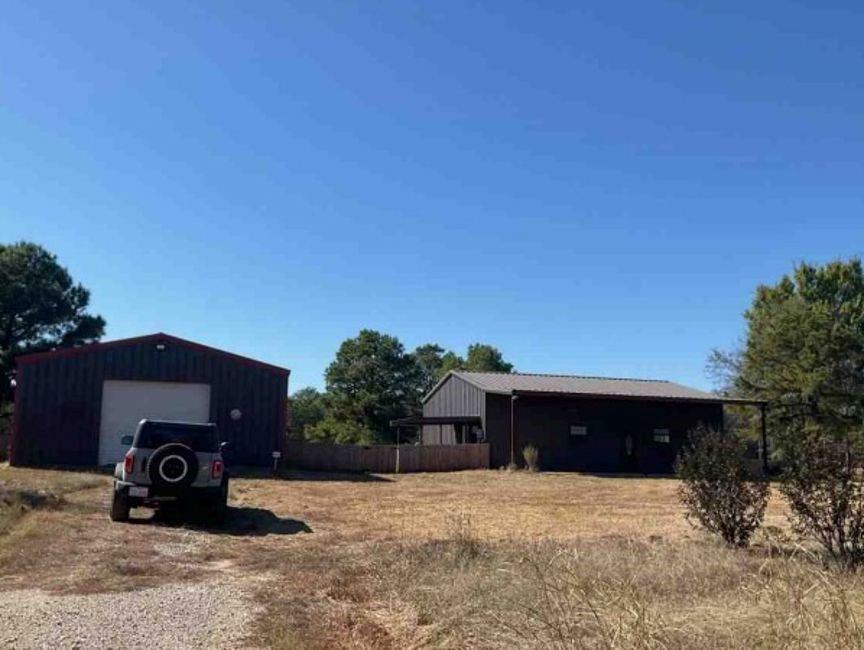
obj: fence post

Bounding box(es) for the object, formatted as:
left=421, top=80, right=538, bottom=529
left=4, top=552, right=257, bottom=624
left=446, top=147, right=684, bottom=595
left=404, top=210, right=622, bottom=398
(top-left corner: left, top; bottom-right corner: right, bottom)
left=395, top=426, right=400, bottom=474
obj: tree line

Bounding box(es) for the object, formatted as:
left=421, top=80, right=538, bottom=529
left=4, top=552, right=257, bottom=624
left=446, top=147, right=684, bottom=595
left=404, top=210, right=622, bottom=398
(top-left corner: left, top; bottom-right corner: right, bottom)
left=1, top=239, right=862, bottom=470
left=289, top=331, right=513, bottom=444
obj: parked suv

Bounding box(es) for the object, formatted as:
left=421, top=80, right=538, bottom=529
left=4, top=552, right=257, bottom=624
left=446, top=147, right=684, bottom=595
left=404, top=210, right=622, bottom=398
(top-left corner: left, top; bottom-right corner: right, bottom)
left=110, top=419, right=229, bottom=522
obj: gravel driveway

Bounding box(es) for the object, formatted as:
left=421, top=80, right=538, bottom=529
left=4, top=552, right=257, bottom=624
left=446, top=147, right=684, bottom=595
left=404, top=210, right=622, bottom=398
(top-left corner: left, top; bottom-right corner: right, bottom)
left=0, top=579, right=255, bottom=648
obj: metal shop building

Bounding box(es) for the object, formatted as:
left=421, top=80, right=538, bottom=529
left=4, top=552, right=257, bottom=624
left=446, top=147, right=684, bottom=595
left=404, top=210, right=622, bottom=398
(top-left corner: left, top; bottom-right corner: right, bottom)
left=10, top=333, right=289, bottom=467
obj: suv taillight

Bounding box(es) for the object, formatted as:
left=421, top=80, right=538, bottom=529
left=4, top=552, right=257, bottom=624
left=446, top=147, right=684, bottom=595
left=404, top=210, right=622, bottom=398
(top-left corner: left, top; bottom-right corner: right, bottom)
left=211, top=459, right=223, bottom=480
left=123, top=452, right=134, bottom=474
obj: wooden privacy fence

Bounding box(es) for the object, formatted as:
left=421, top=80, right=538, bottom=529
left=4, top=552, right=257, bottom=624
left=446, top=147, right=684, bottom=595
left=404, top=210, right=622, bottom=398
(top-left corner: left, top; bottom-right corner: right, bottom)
left=284, top=441, right=490, bottom=474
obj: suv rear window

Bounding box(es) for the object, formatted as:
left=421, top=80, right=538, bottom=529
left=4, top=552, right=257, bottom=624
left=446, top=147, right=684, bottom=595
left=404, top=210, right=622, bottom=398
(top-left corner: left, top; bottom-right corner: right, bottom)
left=135, top=423, right=219, bottom=452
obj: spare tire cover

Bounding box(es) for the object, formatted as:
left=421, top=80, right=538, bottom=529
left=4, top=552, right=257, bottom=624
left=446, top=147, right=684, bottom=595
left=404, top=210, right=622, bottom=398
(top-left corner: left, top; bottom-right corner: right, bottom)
left=148, top=443, right=199, bottom=490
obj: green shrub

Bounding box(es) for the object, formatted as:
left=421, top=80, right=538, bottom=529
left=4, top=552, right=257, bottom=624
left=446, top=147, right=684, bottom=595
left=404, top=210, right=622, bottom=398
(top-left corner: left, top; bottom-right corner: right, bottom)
left=676, top=425, right=769, bottom=547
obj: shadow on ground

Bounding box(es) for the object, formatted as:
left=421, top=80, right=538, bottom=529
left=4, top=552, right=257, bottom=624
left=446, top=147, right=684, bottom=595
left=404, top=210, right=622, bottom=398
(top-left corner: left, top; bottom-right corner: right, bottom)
left=11, top=464, right=394, bottom=483
left=576, top=472, right=678, bottom=480
left=230, top=468, right=393, bottom=483
left=132, top=505, right=312, bottom=537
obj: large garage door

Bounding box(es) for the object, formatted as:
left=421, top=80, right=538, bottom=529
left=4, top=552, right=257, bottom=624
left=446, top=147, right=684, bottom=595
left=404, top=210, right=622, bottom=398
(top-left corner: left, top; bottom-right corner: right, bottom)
left=98, top=380, right=211, bottom=466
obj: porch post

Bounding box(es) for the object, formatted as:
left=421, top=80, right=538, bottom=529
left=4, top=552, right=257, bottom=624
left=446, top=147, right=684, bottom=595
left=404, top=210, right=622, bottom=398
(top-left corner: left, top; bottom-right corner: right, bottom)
left=510, top=393, right=518, bottom=466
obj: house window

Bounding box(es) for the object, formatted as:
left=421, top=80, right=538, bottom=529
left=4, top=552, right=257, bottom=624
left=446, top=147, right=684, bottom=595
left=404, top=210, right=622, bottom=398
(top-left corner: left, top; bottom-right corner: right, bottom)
left=570, top=425, right=588, bottom=438
left=653, top=428, right=671, bottom=444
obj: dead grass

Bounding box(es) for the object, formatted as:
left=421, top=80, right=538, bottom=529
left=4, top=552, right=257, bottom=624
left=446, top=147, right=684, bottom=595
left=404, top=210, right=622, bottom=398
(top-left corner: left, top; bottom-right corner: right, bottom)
left=0, top=463, right=209, bottom=593
left=255, top=525, right=864, bottom=649
left=2, top=466, right=861, bottom=648
left=261, top=470, right=789, bottom=543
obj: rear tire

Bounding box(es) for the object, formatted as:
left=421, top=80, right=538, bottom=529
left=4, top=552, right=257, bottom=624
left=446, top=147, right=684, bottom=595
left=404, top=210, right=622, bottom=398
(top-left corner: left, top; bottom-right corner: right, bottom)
left=148, top=443, right=199, bottom=491
left=109, top=486, right=130, bottom=522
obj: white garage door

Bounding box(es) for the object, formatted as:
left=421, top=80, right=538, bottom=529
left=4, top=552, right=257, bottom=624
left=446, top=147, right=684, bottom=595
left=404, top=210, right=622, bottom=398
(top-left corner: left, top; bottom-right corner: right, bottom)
left=98, top=380, right=212, bottom=466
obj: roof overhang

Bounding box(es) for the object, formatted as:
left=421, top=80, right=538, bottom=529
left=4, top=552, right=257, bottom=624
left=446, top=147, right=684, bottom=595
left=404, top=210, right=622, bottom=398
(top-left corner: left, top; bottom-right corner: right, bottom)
left=390, top=415, right=482, bottom=428
left=420, top=370, right=490, bottom=404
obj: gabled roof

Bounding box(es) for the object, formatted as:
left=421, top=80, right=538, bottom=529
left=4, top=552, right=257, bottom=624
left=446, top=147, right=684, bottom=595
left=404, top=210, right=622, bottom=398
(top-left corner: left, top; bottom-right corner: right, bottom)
left=15, top=332, right=290, bottom=375
left=423, top=370, right=762, bottom=405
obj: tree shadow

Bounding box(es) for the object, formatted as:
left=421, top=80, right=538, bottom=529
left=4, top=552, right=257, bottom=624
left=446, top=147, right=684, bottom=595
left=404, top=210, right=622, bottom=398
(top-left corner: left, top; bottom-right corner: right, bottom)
left=132, top=505, right=312, bottom=537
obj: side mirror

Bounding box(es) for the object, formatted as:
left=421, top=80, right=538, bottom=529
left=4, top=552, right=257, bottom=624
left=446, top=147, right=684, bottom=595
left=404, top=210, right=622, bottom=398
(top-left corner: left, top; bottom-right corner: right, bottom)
left=220, top=441, right=231, bottom=452
left=121, top=435, right=134, bottom=446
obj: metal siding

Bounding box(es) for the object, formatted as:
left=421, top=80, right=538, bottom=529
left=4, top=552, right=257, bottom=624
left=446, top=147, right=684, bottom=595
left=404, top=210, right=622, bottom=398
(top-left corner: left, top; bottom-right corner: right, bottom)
left=421, top=374, right=484, bottom=444
left=512, top=396, right=724, bottom=474
left=12, top=337, right=289, bottom=467
left=475, top=393, right=725, bottom=472
left=484, top=393, right=512, bottom=468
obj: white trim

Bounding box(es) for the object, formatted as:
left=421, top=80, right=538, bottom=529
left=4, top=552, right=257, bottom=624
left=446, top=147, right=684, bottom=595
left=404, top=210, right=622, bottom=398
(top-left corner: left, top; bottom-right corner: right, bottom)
left=158, top=454, right=189, bottom=483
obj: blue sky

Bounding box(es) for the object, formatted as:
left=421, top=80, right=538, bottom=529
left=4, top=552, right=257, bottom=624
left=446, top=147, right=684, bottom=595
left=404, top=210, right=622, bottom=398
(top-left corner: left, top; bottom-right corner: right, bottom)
left=2, top=1, right=862, bottom=392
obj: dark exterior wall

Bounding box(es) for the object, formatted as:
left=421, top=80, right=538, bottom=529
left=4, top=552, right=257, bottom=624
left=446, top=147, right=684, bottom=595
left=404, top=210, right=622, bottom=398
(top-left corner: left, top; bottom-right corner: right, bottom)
left=485, top=393, right=514, bottom=468
left=422, top=375, right=485, bottom=444
left=11, top=338, right=289, bottom=467
left=485, top=394, right=723, bottom=473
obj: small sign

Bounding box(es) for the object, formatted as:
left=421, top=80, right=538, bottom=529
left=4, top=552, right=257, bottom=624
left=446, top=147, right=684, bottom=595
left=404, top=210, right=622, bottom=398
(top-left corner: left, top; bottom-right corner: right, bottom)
left=272, top=451, right=282, bottom=459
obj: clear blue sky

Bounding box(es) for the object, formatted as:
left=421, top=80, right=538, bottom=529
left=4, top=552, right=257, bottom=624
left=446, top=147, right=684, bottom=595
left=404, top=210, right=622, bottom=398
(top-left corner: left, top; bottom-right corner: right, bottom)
left=2, top=1, right=862, bottom=392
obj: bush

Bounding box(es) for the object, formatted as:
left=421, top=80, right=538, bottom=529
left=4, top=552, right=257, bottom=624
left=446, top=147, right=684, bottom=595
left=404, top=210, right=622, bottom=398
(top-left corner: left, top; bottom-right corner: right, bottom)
left=522, top=445, right=540, bottom=472
left=780, top=434, right=864, bottom=568
left=676, top=425, right=769, bottom=547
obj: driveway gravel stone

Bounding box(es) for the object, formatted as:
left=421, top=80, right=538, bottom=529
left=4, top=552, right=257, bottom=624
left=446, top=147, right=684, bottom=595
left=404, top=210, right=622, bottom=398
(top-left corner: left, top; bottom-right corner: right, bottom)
left=0, top=579, right=254, bottom=648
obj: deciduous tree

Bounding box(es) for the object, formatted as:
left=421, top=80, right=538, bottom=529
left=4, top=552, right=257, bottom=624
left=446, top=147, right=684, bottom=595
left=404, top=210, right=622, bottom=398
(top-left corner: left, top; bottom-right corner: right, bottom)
left=413, top=343, right=447, bottom=396
left=463, top=343, right=514, bottom=373
left=288, top=387, right=326, bottom=439
left=324, top=330, right=422, bottom=443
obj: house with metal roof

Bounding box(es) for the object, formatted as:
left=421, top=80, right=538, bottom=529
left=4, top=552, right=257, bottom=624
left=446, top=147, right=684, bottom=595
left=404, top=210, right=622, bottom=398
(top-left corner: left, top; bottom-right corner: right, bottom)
left=414, top=370, right=764, bottom=474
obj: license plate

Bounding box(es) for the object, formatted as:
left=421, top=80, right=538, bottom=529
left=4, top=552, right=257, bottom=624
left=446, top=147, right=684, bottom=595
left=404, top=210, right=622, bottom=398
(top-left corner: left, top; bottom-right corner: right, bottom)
left=129, top=487, right=148, bottom=498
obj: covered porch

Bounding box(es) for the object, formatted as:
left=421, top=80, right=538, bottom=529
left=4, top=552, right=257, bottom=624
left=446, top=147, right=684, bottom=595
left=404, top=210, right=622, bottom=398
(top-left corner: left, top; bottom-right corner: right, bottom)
left=389, top=415, right=483, bottom=446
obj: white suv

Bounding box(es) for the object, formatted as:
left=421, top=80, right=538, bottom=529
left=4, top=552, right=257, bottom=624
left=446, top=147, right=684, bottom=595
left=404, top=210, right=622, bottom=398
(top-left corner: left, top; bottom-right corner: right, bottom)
left=110, top=419, right=229, bottom=522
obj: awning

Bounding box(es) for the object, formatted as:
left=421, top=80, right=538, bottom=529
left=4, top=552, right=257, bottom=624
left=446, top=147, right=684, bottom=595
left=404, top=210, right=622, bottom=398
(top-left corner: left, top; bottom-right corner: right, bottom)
left=389, top=415, right=482, bottom=428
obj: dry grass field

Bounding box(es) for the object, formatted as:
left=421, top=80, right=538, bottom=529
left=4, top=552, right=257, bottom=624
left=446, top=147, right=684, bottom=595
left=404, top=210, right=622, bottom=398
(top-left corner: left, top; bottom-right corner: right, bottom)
left=2, top=464, right=864, bottom=648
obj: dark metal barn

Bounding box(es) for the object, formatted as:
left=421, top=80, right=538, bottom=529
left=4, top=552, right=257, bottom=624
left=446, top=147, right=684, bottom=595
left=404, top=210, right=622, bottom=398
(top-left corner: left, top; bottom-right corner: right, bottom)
left=422, top=371, right=763, bottom=474
left=10, top=333, right=289, bottom=467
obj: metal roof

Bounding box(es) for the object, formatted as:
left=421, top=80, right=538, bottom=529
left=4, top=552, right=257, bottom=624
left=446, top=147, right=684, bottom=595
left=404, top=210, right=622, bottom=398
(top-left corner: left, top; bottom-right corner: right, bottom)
left=424, top=371, right=762, bottom=405
left=15, top=332, right=291, bottom=375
